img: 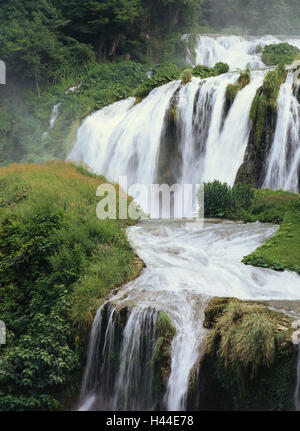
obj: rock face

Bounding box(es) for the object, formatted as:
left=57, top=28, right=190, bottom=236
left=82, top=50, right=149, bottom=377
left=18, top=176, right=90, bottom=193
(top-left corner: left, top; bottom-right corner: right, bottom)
left=151, top=312, right=177, bottom=401
left=79, top=304, right=176, bottom=410
left=235, top=65, right=287, bottom=188
left=235, top=106, right=276, bottom=188
left=187, top=297, right=297, bottom=411
left=156, top=88, right=182, bottom=186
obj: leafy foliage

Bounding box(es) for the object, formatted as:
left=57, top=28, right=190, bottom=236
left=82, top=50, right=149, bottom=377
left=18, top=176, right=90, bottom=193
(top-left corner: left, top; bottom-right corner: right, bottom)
left=262, top=43, right=300, bottom=66
left=225, top=69, right=251, bottom=105
left=192, top=62, right=229, bottom=79
left=133, top=63, right=181, bottom=99
left=250, top=64, right=287, bottom=146
left=0, top=162, right=142, bottom=410
left=201, top=180, right=255, bottom=218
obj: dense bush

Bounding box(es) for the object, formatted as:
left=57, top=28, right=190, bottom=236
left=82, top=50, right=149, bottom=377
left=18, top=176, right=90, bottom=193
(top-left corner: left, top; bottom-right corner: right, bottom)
left=192, top=62, right=229, bottom=79
left=133, top=63, right=181, bottom=99
left=0, top=162, right=142, bottom=410
left=262, top=43, right=300, bottom=66
left=200, top=181, right=255, bottom=218
left=180, top=69, right=193, bottom=84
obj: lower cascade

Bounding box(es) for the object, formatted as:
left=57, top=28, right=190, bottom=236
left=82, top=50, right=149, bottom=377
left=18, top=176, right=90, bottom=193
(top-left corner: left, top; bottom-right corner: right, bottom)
left=78, top=221, right=300, bottom=411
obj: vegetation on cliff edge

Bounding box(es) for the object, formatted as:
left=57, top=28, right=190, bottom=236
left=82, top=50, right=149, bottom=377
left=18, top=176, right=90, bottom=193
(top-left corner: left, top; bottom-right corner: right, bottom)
left=202, top=297, right=295, bottom=410
left=0, top=162, right=142, bottom=410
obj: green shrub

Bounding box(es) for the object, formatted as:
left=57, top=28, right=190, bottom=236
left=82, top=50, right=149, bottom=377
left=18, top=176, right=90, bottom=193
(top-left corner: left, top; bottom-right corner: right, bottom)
left=0, top=162, right=142, bottom=410
left=202, top=181, right=234, bottom=218
left=225, top=69, right=251, bottom=104
left=192, top=62, right=229, bottom=79
left=201, top=181, right=255, bottom=218
left=214, top=62, right=230, bottom=74
left=262, top=43, right=300, bottom=66
left=133, top=63, right=181, bottom=99
left=232, top=183, right=255, bottom=210
left=180, top=68, right=193, bottom=84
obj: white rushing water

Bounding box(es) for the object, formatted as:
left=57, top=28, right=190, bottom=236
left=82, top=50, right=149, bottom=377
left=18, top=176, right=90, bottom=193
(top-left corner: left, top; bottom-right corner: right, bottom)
left=71, top=34, right=300, bottom=412
left=69, top=69, right=270, bottom=215
left=68, top=35, right=300, bottom=201
left=186, top=34, right=300, bottom=70
left=42, top=102, right=61, bottom=138
left=263, top=73, right=300, bottom=192
left=79, top=220, right=300, bottom=411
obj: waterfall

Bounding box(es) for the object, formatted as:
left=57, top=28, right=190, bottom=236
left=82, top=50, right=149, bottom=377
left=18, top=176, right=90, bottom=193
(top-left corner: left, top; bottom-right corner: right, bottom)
left=42, top=102, right=61, bottom=138
left=263, top=73, right=300, bottom=192
left=187, top=34, right=300, bottom=70
left=79, top=304, right=158, bottom=411
left=68, top=34, right=300, bottom=412
left=69, top=70, right=269, bottom=214
left=201, top=70, right=265, bottom=184
left=78, top=221, right=300, bottom=411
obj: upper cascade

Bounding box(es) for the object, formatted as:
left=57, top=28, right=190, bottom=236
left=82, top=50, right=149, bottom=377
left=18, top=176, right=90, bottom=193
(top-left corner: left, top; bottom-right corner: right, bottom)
left=185, top=34, right=300, bottom=70
left=68, top=35, right=300, bottom=218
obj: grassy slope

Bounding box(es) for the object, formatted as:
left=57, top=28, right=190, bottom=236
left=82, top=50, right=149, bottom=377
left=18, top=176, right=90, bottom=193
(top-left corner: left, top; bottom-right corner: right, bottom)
left=240, top=189, right=300, bottom=274
left=0, top=162, right=143, bottom=410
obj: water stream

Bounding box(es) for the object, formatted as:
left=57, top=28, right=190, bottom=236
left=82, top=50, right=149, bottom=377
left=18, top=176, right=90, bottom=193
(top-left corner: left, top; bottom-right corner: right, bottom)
left=69, top=34, right=300, bottom=411
left=79, top=220, right=300, bottom=411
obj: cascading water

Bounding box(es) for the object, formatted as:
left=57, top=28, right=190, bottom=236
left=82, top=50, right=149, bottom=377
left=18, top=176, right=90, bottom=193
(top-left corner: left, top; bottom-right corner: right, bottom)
left=185, top=34, right=300, bottom=70
left=79, top=305, right=158, bottom=411
left=69, top=34, right=300, bottom=411
left=42, top=102, right=61, bottom=138
left=69, top=69, right=268, bottom=214
left=78, top=221, right=300, bottom=411
left=263, top=73, right=300, bottom=192
left=201, top=70, right=265, bottom=184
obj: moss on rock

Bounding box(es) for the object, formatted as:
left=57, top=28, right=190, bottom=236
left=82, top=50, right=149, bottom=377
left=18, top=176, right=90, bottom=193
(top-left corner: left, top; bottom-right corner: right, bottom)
left=235, top=64, right=287, bottom=188
left=152, top=312, right=176, bottom=395
left=225, top=69, right=251, bottom=109
left=156, top=88, right=182, bottom=185
left=188, top=297, right=297, bottom=411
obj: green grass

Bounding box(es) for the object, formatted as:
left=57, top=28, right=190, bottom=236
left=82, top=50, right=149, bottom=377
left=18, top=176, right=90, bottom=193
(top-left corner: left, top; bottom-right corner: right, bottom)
left=0, top=162, right=143, bottom=410
left=204, top=297, right=295, bottom=410
left=243, top=207, right=300, bottom=274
